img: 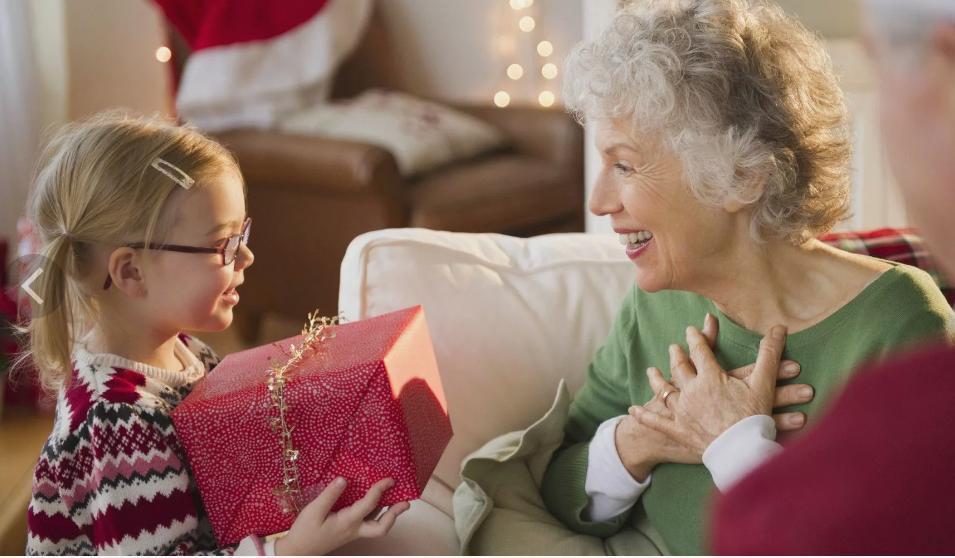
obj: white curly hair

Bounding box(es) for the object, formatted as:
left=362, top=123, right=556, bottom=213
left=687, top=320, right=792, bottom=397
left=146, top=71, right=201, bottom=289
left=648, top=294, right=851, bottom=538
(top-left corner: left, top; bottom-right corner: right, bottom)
left=564, top=0, right=852, bottom=243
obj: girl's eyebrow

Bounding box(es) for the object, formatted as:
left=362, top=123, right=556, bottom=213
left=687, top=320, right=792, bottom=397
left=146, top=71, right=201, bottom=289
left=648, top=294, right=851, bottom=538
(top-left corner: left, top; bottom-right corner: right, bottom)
left=206, top=217, right=245, bottom=235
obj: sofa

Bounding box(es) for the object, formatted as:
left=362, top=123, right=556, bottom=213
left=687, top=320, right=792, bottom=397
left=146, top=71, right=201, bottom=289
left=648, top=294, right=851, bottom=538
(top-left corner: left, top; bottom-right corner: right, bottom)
left=326, top=226, right=951, bottom=555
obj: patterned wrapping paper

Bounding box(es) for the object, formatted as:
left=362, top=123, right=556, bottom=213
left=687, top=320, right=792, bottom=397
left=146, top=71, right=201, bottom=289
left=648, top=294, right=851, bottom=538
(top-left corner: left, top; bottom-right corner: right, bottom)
left=171, top=306, right=452, bottom=545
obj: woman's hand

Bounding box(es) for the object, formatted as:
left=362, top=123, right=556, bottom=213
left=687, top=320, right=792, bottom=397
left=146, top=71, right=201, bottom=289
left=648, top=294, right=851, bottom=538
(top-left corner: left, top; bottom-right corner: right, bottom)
left=274, top=477, right=411, bottom=556
left=630, top=322, right=791, bottom=456
left=615, top=392, right=700, bottom=481
left=616, top=315, right=811, bottom=478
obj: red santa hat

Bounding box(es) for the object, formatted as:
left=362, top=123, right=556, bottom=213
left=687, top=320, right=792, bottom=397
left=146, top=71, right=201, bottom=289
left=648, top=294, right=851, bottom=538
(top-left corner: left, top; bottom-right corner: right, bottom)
left=154, top=0, right=371, bottom=131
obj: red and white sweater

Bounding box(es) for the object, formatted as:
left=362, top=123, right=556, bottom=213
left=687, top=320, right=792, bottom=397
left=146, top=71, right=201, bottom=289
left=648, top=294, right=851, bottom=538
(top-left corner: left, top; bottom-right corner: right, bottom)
left=26, top=334, right=270, bottom=555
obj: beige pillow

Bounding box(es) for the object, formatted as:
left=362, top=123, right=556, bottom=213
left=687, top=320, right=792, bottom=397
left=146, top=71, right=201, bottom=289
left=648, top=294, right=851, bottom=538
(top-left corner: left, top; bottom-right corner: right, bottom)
left=453, top=380, right=669, bottom=556
left=278, top=90, right=506, bottom=176
left=338, top=229, right=636, bottom=489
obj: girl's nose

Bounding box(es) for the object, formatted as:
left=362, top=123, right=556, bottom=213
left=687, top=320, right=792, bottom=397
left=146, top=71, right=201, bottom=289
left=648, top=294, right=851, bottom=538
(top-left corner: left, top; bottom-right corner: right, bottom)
left=235, top=243, right=254, bottom=270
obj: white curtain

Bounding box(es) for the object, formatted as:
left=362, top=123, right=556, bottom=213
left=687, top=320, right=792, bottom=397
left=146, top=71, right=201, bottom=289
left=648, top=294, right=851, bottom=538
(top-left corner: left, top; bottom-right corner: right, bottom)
left=0, top=0, right=40, bottom=254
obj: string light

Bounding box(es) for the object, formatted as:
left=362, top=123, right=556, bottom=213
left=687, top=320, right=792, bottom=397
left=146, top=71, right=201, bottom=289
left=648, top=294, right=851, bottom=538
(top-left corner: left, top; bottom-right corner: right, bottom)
left=155, top=46, right=172, bottom=63
left=494, top=91, right=512, bottom=108
left=541, top=63, right=558, bottom=80
left=494, top=1, right=556, bottom=107
left=536, top=40, right=553, bottom=57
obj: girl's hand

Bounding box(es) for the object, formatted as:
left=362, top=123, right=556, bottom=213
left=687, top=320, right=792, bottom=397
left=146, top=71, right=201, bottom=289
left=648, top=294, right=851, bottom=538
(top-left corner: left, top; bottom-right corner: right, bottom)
left=274, top=477, right=411, bottom=556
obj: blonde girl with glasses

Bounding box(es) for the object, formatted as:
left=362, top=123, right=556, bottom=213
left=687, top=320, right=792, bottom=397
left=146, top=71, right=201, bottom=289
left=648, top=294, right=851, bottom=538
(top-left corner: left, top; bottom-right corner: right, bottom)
left=22, top=112, right=408, bottom=556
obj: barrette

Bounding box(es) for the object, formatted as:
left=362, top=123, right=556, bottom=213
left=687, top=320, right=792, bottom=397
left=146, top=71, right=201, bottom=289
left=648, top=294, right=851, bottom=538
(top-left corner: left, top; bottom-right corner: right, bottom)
left=150, top=157, right=195, bottom=189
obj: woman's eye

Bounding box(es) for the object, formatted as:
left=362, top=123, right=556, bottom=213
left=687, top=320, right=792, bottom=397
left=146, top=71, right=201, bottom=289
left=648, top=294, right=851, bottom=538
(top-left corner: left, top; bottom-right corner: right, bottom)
left=613, top=162, right=634, bottom=175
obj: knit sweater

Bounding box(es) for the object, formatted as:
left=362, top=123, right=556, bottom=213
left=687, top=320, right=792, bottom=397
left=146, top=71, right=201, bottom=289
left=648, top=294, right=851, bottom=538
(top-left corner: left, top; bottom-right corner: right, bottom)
left=540, top=263, right=955, bottom=555
left=26, top=334, right=266, bottom=556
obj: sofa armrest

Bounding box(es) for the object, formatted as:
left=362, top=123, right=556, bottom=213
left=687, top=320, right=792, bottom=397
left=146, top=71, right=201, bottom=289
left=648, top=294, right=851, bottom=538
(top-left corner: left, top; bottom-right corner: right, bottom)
left=453, top=104, right=583, bottom=177
left=215, top=129, right=404, bottom=199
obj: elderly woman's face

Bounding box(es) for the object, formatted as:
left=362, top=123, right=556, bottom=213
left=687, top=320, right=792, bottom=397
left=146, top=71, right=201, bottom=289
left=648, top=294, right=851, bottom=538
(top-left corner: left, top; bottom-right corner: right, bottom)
left=590, top=119, right=743, bottom=293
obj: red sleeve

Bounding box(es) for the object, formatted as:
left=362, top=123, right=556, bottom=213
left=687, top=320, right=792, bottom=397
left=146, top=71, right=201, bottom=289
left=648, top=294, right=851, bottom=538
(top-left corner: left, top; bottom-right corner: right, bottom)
left=711, top=344, right=955, bottom=555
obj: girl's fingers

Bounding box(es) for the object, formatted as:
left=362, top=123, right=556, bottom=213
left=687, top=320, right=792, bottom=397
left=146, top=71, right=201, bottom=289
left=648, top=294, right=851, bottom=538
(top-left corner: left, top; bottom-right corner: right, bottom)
left=358, top=501, right=410, bottom=538
left=308, top=477, right=347, bottom=521
left=343, top=478, right=394, bottom=523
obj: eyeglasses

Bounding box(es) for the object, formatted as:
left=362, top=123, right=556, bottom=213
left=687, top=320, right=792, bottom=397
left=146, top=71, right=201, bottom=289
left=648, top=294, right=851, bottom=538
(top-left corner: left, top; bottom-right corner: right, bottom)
left=103, top=218, right=251, bottom=289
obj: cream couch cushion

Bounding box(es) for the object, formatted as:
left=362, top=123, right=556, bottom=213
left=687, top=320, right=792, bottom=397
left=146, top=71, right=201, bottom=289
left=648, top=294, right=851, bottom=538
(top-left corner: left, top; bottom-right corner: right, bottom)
left=338, top=228, right=634, bottom=489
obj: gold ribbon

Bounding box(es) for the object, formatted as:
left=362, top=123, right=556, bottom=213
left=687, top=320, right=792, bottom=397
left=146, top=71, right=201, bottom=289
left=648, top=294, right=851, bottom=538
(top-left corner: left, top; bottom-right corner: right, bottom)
left=267, top=310, right=341, bottom=514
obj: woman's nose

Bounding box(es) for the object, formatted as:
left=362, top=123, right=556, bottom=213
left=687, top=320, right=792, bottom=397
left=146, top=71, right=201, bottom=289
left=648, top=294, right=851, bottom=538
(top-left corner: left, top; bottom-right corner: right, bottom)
left=235, top=243, right=254, bottom=270
left=589, top=173, right=623, bottom=217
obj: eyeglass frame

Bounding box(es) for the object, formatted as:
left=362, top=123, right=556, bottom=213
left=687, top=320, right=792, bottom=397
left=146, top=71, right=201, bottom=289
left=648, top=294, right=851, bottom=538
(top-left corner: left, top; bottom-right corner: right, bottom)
left=102, top=217, right=251, bottom=290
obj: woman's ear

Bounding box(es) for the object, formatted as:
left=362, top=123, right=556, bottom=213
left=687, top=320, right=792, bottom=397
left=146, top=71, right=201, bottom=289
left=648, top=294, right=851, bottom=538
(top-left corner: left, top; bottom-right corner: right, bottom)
left=722, top=172, right=765, bottom=214
left=106, top=247, right=147, bottom=297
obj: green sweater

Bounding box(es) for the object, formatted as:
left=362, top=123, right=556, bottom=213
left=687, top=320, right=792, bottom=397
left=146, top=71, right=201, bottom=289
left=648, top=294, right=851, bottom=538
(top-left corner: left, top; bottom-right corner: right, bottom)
left=540, top=263, right=954, bottom=555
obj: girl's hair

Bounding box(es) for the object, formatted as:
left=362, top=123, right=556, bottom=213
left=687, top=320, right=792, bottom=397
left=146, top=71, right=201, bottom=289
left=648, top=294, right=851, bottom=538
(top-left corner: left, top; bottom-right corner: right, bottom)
left=18, top=111, right=240, bottom=392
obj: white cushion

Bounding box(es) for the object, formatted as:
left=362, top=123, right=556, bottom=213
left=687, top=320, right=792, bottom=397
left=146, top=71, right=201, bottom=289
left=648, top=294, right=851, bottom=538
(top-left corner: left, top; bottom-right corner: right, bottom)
left=339, top=229, right=635, bottom=487
left=278, top=90, right=506, bottom=176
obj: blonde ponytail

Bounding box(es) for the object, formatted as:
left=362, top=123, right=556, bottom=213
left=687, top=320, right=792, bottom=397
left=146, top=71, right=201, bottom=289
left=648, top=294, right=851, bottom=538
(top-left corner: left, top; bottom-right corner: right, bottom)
left=18, top=111, right=239, bottom=392
left=24, top=235, right=76, bottom=390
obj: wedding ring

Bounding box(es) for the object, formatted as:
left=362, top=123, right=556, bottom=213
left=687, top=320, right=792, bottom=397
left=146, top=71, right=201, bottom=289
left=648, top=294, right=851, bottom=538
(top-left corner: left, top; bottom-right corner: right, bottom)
left=661, top=388, right=679, bottom=407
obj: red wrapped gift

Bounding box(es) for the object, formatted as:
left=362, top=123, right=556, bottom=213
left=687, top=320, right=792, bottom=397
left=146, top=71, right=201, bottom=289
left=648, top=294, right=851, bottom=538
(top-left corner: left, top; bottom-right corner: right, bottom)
left=171, top=306, right=452, bottom=545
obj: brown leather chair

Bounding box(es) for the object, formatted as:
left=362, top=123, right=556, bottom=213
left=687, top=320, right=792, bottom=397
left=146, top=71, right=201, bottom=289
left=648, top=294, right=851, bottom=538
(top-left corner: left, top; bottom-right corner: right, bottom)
left=165, top=7, right=584, bottom=342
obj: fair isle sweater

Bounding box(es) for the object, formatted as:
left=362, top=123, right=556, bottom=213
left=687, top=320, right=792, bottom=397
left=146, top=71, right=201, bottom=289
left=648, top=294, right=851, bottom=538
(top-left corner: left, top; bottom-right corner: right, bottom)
left=26, top=334, right=267, bottom=556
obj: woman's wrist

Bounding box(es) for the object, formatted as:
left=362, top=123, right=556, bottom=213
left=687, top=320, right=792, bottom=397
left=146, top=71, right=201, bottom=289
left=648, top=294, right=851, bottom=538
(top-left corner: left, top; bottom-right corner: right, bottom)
left=614, top=422, right=657, bottom=481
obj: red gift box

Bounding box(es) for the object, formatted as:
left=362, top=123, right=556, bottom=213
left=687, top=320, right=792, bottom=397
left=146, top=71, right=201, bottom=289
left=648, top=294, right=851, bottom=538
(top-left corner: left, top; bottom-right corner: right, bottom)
left=171, top=306, right=452, bottom=545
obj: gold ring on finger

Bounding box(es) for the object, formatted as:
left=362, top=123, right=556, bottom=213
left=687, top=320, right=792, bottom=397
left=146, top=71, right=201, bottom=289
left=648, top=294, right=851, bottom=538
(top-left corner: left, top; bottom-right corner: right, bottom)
left=662, top=388, right=679, bottom=407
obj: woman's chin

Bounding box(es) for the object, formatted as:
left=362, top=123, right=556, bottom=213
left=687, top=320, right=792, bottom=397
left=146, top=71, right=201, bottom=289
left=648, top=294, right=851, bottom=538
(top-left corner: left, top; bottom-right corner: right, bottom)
left=632, top=270, right=668, bottom=293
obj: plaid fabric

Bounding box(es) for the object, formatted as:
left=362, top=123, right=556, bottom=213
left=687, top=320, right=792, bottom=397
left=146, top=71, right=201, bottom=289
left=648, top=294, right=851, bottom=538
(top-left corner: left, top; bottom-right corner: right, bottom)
left=819, top=227, right=954, bottom=305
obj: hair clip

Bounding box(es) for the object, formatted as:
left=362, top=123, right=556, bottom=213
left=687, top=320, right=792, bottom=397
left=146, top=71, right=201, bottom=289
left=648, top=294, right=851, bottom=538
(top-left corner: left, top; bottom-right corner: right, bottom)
left=150, top=157, right=195, bottom=189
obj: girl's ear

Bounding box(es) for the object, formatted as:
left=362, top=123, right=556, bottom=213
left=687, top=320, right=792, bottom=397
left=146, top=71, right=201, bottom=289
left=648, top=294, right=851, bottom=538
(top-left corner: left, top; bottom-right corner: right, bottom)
left=106, top=247, right=147, bottom=297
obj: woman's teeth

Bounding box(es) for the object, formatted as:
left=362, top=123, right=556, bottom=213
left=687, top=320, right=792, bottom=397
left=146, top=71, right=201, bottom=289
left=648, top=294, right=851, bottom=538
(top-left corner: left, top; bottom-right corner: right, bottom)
left=619, top=231, right=653, bottom=246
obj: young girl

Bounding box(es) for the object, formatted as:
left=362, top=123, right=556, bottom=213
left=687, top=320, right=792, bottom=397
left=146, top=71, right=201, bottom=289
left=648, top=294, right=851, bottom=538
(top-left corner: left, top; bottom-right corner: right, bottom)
left=23, top=112, right=409, bottom=555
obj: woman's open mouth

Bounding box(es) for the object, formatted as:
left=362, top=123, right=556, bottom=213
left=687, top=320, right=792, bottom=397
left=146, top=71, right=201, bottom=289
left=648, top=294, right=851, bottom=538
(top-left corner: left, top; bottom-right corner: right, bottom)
left=619, top=231, right=653, bottom=259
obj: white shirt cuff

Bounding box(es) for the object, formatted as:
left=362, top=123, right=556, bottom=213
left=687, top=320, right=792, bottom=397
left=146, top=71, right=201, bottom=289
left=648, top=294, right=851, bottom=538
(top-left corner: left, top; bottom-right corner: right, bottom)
left=584, top=415, right=652, bottom=522
left=702, top=414, right=783, bottom=492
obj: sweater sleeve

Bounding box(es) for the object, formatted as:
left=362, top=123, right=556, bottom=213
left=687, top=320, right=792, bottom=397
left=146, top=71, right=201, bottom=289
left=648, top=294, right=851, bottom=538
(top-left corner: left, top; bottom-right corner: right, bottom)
left=540, top=287, right=639, bottom=538
left=871, top=266, right=955, bottom=359
left=65, top=401, right=247, bottom=555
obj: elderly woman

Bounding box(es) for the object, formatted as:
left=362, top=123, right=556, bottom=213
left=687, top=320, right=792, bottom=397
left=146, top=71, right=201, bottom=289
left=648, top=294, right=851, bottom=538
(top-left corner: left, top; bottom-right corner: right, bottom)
left=625, top=0, right=955, bottom=553
left=538, top=0, right=954, bottom=555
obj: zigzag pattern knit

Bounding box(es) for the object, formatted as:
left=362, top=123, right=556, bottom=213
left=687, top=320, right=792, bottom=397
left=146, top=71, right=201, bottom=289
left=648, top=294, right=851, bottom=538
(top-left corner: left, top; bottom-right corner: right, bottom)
left=25, top=334, right=262, bottom=555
